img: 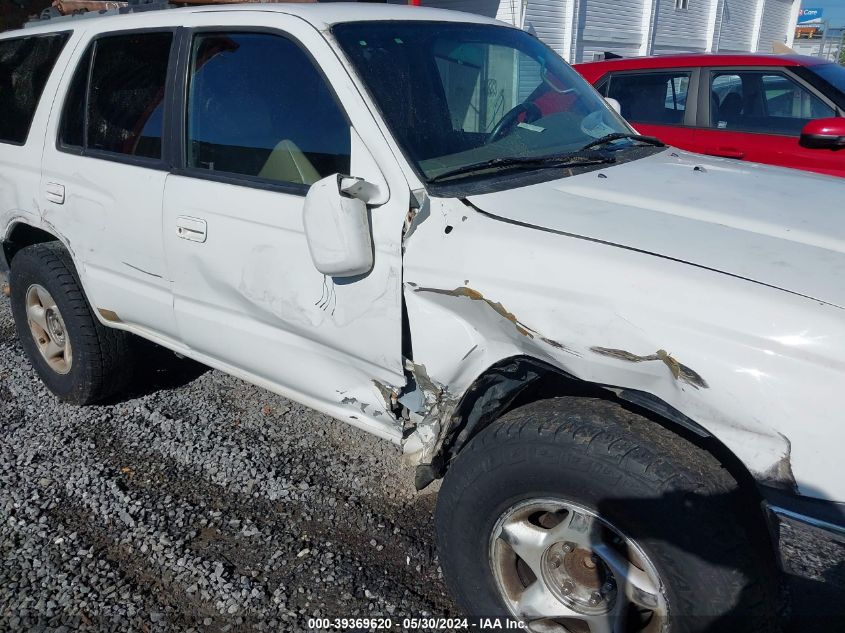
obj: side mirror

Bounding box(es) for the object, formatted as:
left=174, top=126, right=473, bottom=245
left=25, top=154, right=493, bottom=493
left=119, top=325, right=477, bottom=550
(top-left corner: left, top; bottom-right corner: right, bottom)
left=605, top=97, right=622, bottom=115
left=303, top=174, right=375, bottom=277
left=799, top=118, right=845, bottom=150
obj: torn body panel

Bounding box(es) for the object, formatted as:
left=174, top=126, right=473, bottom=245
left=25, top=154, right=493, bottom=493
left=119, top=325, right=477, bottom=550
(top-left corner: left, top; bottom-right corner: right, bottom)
left=401, top=193, right=845, bottom=502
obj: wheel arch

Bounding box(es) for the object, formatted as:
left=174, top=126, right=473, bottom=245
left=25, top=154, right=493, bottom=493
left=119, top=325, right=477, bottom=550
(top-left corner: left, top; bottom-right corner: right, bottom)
left=437, top=355, right=766, bottom=511
left=3, top=221, right=63, bottom=270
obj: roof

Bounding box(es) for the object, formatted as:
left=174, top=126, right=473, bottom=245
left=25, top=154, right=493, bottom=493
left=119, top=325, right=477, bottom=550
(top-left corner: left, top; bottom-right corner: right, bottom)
left=574, top=53, right=829, bottom=81
left=3, top=2, right=502, bottom=38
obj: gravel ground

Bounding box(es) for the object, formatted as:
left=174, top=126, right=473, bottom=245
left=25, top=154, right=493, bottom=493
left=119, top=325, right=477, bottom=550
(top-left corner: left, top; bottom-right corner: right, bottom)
left=1, top=291, right=842, bottom=633
left=0, top=294, right=455, bottom=631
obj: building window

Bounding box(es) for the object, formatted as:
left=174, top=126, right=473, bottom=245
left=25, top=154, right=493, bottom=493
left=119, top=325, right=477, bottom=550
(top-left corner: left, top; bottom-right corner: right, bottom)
left=675, top=0, right=689, bottom=9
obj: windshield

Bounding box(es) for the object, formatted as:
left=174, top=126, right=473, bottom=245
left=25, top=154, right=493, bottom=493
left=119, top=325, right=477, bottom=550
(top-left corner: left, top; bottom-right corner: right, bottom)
left=333, top=21, right=632, bottom=184
left=810, top=63, right=845, bottom=96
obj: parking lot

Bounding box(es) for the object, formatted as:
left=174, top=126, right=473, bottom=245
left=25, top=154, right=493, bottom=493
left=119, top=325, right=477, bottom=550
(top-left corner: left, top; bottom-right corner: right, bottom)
left=0, top=295, right=458, bottom=631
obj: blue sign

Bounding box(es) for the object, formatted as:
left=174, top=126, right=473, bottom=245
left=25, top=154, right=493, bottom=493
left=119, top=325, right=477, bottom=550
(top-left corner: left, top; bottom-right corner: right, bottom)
left=798, top=8, right=824, bottom=24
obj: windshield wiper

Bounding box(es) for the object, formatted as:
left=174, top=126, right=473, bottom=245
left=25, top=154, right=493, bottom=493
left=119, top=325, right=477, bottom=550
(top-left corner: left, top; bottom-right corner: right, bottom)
left=580, top=132, right=665, bottom=151
left=427, top=152, right=616, bottom=184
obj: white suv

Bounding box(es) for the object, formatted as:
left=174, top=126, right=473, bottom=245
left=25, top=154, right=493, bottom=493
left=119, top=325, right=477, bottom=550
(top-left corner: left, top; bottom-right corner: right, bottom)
left=2, top=4, right=844, bottom=631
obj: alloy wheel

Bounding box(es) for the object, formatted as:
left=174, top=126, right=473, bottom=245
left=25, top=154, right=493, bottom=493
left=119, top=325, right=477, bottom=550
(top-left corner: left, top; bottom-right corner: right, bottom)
left=490, top=498, right=667, bottom=633
left=25, top=284, right=73, bottom=375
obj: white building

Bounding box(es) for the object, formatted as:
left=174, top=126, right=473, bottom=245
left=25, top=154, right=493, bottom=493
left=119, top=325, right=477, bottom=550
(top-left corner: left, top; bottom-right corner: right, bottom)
left=401, top=0, right=802, bottom=63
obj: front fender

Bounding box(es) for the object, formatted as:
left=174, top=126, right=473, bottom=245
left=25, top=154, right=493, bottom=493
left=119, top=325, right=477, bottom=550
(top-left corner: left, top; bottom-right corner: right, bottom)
left=402, top=196, right=845, bottom=503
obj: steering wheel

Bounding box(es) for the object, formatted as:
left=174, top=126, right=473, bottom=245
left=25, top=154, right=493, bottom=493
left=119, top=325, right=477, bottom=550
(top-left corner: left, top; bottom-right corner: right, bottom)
left=486, top=102, right=542, bottom=144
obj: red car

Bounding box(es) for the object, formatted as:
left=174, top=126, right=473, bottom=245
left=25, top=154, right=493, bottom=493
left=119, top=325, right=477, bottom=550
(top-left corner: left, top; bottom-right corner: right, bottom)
left=575, top=54, right=845, bottom=177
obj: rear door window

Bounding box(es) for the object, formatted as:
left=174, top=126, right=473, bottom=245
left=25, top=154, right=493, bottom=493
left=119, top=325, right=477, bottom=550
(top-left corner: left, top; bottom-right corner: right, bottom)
left=86, top=32, right=173, bottom=159
left=0, top=33, right=70, bottom=145
left=709, top=70, right=834, bottom=135
left=185, top=32, right=351, bottom=189
left=58, top=47, right=92, bottom=150
left=606, top=71, right=691, bottom=124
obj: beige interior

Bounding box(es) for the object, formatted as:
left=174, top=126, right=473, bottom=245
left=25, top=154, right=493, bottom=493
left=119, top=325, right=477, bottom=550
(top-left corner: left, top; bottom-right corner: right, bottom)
left=258, top=139, right=320, bottom=185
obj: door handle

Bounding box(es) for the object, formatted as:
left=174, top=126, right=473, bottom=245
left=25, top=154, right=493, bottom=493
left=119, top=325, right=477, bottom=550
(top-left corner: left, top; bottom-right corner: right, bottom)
left=176, top=216, right=207, bottom=243
left=709, top=148, right=745, bottom=159
left=45, top=182, right=65, bottom=205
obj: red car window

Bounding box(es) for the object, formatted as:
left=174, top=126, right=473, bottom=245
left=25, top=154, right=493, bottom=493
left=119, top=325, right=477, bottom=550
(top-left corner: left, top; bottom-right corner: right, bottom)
left=605, top=71, right=691, bottom=125
left=709, top=70, right=835, bottom=136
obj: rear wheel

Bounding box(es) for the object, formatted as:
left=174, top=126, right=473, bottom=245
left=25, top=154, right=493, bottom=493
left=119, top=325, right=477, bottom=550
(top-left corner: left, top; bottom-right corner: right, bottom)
left=435, top=397, right=780, bottom=633
left=10, top=242, right=133, bottom=404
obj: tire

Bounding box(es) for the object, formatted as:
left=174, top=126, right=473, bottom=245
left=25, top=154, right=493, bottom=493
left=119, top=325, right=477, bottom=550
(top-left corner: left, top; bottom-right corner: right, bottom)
left=9, top=242, right=133, bottom=404
left=436, top=397, right=780, bottom=633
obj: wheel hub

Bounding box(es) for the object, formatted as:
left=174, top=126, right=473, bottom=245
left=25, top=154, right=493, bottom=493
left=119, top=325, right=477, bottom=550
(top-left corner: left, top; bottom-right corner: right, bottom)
left=24, top=284, right=73, bottom=375
left=490, top=498, right=667, bottom=632
left=542, top=541, right=616, bottom=614
left=46, top=308, right=66, bottom=346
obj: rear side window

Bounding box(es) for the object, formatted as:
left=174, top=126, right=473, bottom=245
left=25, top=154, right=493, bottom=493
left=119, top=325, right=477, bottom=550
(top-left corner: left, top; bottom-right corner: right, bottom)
left=59, top=31, right=172, bottom=160
left=88, top=32, right=172, bottom=159
left=606, top=71, right=691, bottom=125
left=185, top=32, right=350, bottom=188
left=0, top=33, right=70, bottom=145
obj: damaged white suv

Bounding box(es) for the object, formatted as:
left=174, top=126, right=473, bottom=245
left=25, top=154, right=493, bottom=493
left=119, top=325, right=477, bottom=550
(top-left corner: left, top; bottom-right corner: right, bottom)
left=2, top=4, right=844, bottom=631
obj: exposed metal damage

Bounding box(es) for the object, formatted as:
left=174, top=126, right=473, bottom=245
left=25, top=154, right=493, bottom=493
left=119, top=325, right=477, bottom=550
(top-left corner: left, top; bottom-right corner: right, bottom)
left=397, top=360, right=458, bottom=488
left=413, top=286, right=579, bottom=356
left=590, top=346, right=709, bottom=389
left=759, top=433, right=798, bottom=492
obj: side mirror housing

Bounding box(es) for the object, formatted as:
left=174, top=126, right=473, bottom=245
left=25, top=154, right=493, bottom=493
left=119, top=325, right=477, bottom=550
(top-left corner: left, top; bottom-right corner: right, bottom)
left=605, top=97, right=622, bottom=115
left=303, top=174, right=374, bottom=277
left=799, top=118, right=845, bottom=150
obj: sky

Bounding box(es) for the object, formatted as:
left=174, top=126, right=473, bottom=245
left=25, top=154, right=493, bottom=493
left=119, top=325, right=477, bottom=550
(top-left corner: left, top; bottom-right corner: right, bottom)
left=807, top=0, right=845, bottom=26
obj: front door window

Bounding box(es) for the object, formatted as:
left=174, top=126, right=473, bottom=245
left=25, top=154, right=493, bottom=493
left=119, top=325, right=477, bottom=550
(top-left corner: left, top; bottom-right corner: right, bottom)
left=709, top=70, right=834, bottom=135
left=186, top=32, right=351, bottom=189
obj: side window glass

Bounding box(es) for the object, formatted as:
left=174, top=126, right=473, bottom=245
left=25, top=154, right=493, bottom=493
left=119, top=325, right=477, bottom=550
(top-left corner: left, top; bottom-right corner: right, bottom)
left=710, top=73, right=742, bottom=128
left=710, top=71, right=834, bottom=135
left=762, top=73, right=834, bottom=125
left=59, top=48, right=92, bottom=149
left=0, top=33, right=70, bottom=145
left=87, top=32, right=172, bottom=159
left=186, top=32, right=351, bottom=187
left=606, top=71, right=691, bottom=125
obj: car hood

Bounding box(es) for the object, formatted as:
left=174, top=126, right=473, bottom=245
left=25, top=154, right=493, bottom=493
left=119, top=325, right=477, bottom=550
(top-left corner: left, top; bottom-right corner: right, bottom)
left=467, top=149, right=845, bottom=308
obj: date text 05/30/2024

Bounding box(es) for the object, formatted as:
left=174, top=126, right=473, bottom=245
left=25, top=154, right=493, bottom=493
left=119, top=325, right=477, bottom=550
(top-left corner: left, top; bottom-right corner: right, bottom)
left=307, top=617, right=527, bottom=630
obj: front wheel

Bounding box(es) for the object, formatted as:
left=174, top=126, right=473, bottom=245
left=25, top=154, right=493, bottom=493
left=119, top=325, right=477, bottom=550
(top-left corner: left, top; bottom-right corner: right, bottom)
left=435, top=398, right=780, bottom=633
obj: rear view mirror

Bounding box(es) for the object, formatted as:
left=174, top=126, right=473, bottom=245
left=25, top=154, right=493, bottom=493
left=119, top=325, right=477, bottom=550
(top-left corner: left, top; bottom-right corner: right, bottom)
left=606, top=97, right=622, bottom=115
left=799, top=118, right=845, bottom=150
left=303, top=175, right=375, bottom=277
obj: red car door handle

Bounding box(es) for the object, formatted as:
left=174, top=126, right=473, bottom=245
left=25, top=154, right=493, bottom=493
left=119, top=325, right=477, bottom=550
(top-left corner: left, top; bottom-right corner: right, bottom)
left=709, top=147, right=745, bottom=159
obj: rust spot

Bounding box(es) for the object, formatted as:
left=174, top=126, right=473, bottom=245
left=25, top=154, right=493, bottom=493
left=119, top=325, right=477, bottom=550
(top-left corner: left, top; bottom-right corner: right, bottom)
left=540, top=337, right=570, bottom=352
left=99, top=309, right=121, bottom=323
left=591, top=347, right=708, bottom=389
left=414, top=286, right=534, bottom=337
left=1, top=281, right=9, bottom=298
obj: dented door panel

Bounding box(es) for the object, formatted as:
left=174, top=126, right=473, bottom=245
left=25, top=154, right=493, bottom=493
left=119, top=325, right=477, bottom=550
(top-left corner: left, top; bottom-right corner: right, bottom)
left=402, top=195, right=845, bottom=503
left=161, top=12, right=408, bottom=441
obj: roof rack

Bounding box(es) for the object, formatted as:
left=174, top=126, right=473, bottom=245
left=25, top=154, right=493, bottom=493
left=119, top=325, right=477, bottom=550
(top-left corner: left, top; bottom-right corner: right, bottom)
left=25, top=0, right=317, bottom=27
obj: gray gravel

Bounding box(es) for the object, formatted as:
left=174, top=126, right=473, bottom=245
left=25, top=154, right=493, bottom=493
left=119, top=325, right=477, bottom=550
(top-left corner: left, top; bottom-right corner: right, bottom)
left=0, top=295, right=455, bottom=631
